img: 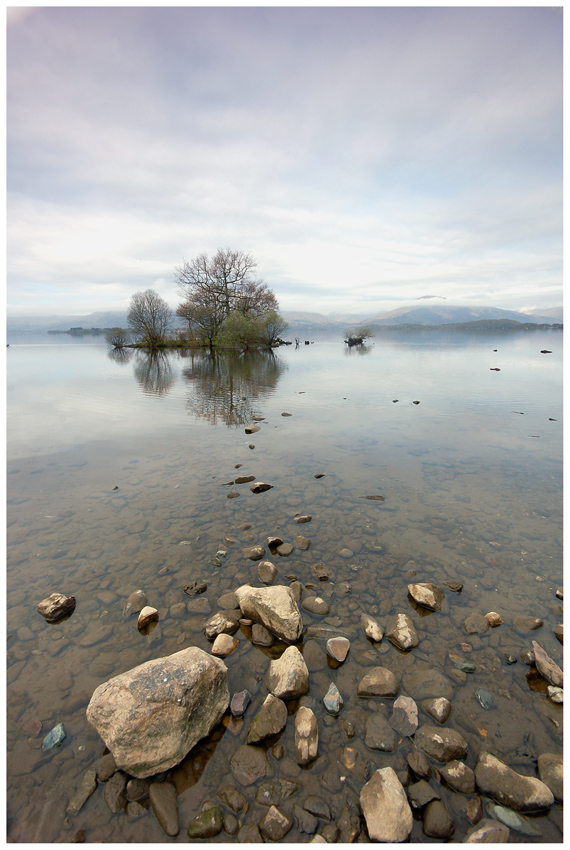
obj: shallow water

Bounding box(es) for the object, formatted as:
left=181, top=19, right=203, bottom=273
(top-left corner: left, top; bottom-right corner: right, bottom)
left=6, top=329, right=563, bottom=842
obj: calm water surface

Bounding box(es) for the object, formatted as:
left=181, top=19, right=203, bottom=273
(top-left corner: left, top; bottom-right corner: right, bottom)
left=6, top=329, right=563, bottom=842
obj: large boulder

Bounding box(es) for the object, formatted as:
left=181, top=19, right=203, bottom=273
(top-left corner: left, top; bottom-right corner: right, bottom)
left=266, top=646, right=309, bottom=699
left=474, top=752, right=554, bottom=812
left=234, top=585, right=303, bottom=643
left=86, top=647, right=229, bottom=778
left=360, top=767, right=412, bottom=842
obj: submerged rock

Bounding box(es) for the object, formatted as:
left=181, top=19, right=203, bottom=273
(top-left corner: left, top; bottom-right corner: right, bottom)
left=361, top=613, right=384, bottom=642
left=230, top=744, right=272, bottom=787
left=230, top=690, right=252, bottom=718
left=243, top=545, right=265, bottom=561
left=149, top=781, right=179, bottom=837
left=360, top=767, right=412, bottom=843
left=86, top=647, right=229, bottom=778
left=259, top=806, right=293, bottom=841
left=537, top=753, right=563, bottom=802
left=358, top=666, right=400, bottom=698
left=407, top=583, right=445, bottom=611
left=464, top=818, right=509, bottom=843
left=37, top=592, right=76, bottom=623
left=532, top=640, right=563, bottom=687
left=364, top=714, right=397, bottom=751
left=415, top=725, right=468, bottom=762
left=247, top=694, right=288, bottom=744
left=295, top=706, right=318, bottom=765
left=235, top=585, right=303, bottom=643
left=323, top=682, right=343, bottom=715
left=42, top=722, right=66, bottom=750
left=474, top=751, right=554, bottom=811
left=250, top=481, right=273, bottom=493
left=187, top=807, right=223, bottom=839
left=462, top=613, right=489, bottom=635
left=386, top=612, right=419, bottom=650
left=326, top=636, right=350, bottom=662
left=66, top=769, right=97, bottom=816
left=485, top=802, right=541, bottom=836
left=183, top=580, right=207, bottom=597
left=423, top=800, right=455, bottom=839
left=440, top=760, right=475, bottom=794
left=123, top=590, right=147, bottom=617
left=389, top=694, right=418, bottom=737
left=204, top=612, right=240, bottom=639
left=475, top=687, right=497, bottom=710
left=267, top=646, right=309, bottom=699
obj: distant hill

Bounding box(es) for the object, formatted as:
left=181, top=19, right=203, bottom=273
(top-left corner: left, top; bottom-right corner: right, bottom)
left=365, top=305, right=561, bottom=326
left=7, top=311, right=128, bottom=332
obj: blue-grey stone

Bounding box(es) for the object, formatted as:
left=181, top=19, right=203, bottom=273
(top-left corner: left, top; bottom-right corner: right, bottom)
left=323, top=682, right=343, bottom=715
left=475, top=687, right=497, bottom=710
left=42, top=722, right=66, bottom=750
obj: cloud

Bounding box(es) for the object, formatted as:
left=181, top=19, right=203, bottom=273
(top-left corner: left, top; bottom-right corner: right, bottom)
left=7, top=7, right=562, bottom=315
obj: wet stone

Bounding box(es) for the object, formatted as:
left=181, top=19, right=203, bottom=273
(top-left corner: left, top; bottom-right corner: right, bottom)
left=474, top=751, right=554, bottom=812
left=475, top=687, right=497, bottom=710
left=104, top=771, right=127, bottom=813
left=547, top=686, right=563, bottom=703
left=235, top=475, right=255, bottom=484
left=250, top=481, right=273, bottom=493
left=462, top=613, right=489, bottom=635
left=513, top=616, right=544, bottom=632
left=326, top=636, right=350, bottom=662
left=302, top=596, right=330, bottom=615
left=443, top=580, right=463, bottom=593
left=365, top=713, right=397, bottom=751
left=94, top=752, right=116, bottom=782
left=323, top=682, right=343, bottom=715
left=218, top=591, right=239, bottom=609
left=255, top=778, right=301, bottom=807
left=440, top=760, right=475, bottom=794
left=485, top=802, right=542, bottom=836
left=358, top=666, right=400, bottom=698
left=126, top=801, right=146, bottom=819
left=267, top=536, right=284, bottom=548
left=537, top=753, right=563, bottom=802
left=304, top=796, right=331, bottom=820
left=258, top=561, right=277, bottom=584
left=390, top=694, right=418, bottom=736
left=259, top=805, right=293, bottom=841
left=361, top=612, right=384, bottom=642
left=183, top=580, right=207, bottom=597
left=230, top=745, right=272, bottom=786
left=211, top=633, right=239, bottom=657
left=204, top=612, right=239, bottom=639
left=217, top=785, right=248, bottom=813
left=66, top=769, right=97, bottom=816
left=126, top=778, right=150, bottom=802
left=415, top=725, right=468, bottom=762
left=295, top=535, right=311, bottom=550
left=408, top=582, right=445, bottom=611
left=247, top=694, right=288, bottom=744
left=465, top=818, right=509, bottom=843
left=520, top=649, right=535, bottom=665
left=243, top=545, right=265, bottom=561
left=407, top=751, right=431, bottom=779
left=277, top=542, right=294, bottom=556
left=485, top=611, right=502, bottom=627
left=237, top=823, right=263, bottom=842
left=556, top=587, right=563, bottom=599
left=423, top=799, right=455, bottom=838
left=337, top=807, right=361, bottom=843
left=169, top=602, right=187, bottom=619
left=553, top=624, right=563, bottom=644
left=37, top=592, right=76, bottom=623
left=224, top=813, right=239, bottom=835
left=252, top=623, right=273, bottom=646
left=407, top=779, right=441, bottom=809
left=360, top=768, right=412, bottom=843
left=149, top=781, right=179, bottom=837
left=294, top=514, right=312, bottom=523
left=386, top=612, right=419, bottom=650
left=267, top=646, right=309, bottom=699
left=187, top=806, right=223, bottom=839
left=293, top=804, right=319, bottom=834
left=532, top=640, right=563, bottom=687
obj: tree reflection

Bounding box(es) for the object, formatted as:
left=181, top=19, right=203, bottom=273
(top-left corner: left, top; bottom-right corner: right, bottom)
left=107, top=346, right=134, bottom=365
left=343, top=342, right=374, bottom=356
left=134, top=350, right=175, bottom=397
left=182, top=349, right=286, bottom=426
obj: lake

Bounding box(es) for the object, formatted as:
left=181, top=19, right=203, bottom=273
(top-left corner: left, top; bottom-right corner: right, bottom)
left=6, top=328, right=563, bottom=842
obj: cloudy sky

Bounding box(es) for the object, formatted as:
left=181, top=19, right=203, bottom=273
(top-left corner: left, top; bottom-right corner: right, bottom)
left=7, top=6, right=562, bottom=317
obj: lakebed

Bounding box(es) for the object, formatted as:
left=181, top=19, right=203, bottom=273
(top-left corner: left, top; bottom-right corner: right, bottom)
left=6, top=328, right=563, bottom=842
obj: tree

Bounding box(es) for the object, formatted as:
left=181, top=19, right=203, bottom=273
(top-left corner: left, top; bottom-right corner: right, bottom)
left=176, top=289, right=226, bottom=348
left=127, top=289, right=172, bottom=347
left=175, top=248, right=278, bottom=322
left=259, top=311, right=289, bottom=346
left=105, top=327, right=131, bottom=348
left=218, top=312, right=263, bottom=351
left=344, top=325, right=375, bottom=346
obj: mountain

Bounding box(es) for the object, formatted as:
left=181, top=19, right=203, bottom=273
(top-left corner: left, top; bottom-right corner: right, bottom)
left=7, top=311, right=128, bottom=332
left=365, top=305, right=561, bottom=326
left=520, top=305, right=563, bottom=322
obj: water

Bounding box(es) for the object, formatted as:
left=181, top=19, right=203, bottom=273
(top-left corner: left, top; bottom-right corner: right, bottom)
left=6, top=329, right=563, bottom=842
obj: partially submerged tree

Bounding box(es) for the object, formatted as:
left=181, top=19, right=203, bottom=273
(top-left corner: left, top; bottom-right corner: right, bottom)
left=344, top=325, right=375, bottom=346
left=105, top=327, right=131, bottom=348
left=127, top=289, right=172, bottom=348
left=259, top=311, right=289, bottom=346
left=218, top=312, right=263, bottom=351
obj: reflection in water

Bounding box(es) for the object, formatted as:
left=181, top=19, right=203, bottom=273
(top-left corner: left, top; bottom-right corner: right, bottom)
left=182, top=348, right=286, bottom=426
left=133, top=350, right=175, bottom=396
left=343, top=342, right=374, bottom=356
left=107, top=346, right=134, bottom=365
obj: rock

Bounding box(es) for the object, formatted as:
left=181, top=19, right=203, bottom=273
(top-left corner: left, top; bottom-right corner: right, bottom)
left=224, top=813, right=239, bottom=835
left=326, top=636, right=350, bottom=662
left=485, top=802, right=542, bottom=836
left=277, top=542, right=294, bottom=556
left=513, top=616, right=543, bottom=632
left=93, top=752, right=116, bottom=781
left=267, top=535, right=284, bottom=548
left=485, top=612, right=502, bottom=627
left=556, top=587, right=563, bottom=599
left=230, top=744, right=272, bottom=786
left=311, top=563, right=331, bottom=581
left=218, top=591, right=239, bottom=610
left=104, top=771, right=127, bottom=813
left=407, top=751, right=431, bottom=779
left=386, top=612, right=419, bottom=650
left=423, top=800, right=455, bottom=838
left=361, top=613, right=384, bottom=642
left=295, top=706, right=318, bottom=765
left=415, top=725, right=468, bottom=762
left=250, top=481, right=273, bottom=493
left=294, top=514, right=312, bottom=523
left=357, top=666, right=400, bottom=698
left=293, top=804, right=319, bottom=834
left=86, top=647, right=229, bottom=778
left=235, top=475, right=255, bottom=484
left=440, top=760, right=475, bottom=794
left=259, top=806, right=293, bottom=841
left=466, top=796, right=484, bottom=824
left=245, top=424, right=260, bottom=434
left=37, top=592, right=76, bottom=623
left=547, top=685, right=563, bottom=703
left=169, top=602, right=187, bottom=619
left=295, top=535, right=311, bottom=550
left=449, top=653, right=476, bottom=673
left=252, top=623, right=273, bottom=646
left=42, top=722, right=66, bottom=750
left=520, top=649, right=535, bottom=665
left=123, top=589, right=147, bottom=617
left=532, top=640, right=563, bottom=687
left=320, top=824, right=339, bottom=842
left=204, top=612, right=240, bottom=639
left=235, top=584, right=303, bottom=643
left=408, top=583, right=445, bottom=611
left=218, top=785, right=247, bottom=812
left=247, top=694, right=288, bottom=744
left=149, top=781, right=179, bottom=836
left=360, top=494, right=385, bottom=501
left=443, top=579, right=463, bottom=592
left=474, top=751, right=554, bottom=811
left=389, top=694, right=418, bottom=736
left=126, top=802, right=145, bottom=819
left=407, top=779, right=441, bottom=809
left=464, top=818, right=509, bottom=842
left=323, top=682, right=343, bottom=715
left=360, top=767, right=413, bottom=843
left=364, top=713, right=397, bottom=751
left=475, top=687, right=497, bottom=710
left=302, top=596, right=330, bottom=615
left=66, top=769, right=97, bottom=816
left=237, top=823, right=264, bottom=842
left=137, top=606, right=158, bottom=629
left=187, top=807, right=223, bottom=839
left=211, top=633, right=239, bottom=657
left=304, top=796, right=331, bottom=820
left=243, top=545, right=265, bottom=561
left=553, top=624, right=563, bottom=644
left=337, top=807, right=361, bottom=843
left=255, top=777, right=301, bottom=806
left=537, top=753, right=563, bottom=801
left=462, top=613, right=489, bottom=635
left=183, top=580, right=207, bottom=597
left=258, top=561, right=277, bottom=583
left=126, top=778, right=149, bottom=801
left=267, top=646, right=309, bottom=699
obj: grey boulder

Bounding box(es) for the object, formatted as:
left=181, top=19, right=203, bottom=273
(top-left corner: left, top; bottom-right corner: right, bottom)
left=235, top=584, right=303, bottom=642
left=86, top=647, right=229, bottom=778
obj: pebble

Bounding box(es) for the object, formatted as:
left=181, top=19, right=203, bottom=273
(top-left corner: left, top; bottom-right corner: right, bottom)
left=258, top=561, right=278, bottom=584
left=485, top=611, right=502, bottom=627
left=42, top=722, right=66, bottom=750
left=252, top=624, right=273, bottom=646
left=217, top=786, right=248, bottom=813
left=462, top=613, right=489, bottom=635
left=187, top=806, right=223, bottom=839
left=475, top=687, right=497, bottom=710
left=149, top=781, right=179, bottom=837
left=250, top=481, right=273, bottom=493
left=259, top=805, right=293, bottom=841
left=294, top=515, right=312, bottom=523
left=302, top=596, right=330, bottom=615
left=230, top=690, right=252, bottom=718
left=211, top=633, right=239, bottom=657
left=323, top=682, right=343, bottom=715
left=326, top=636, right=350, bottom=662
left=138, top=606, right=158, bottom=629
left=104, top=771, right=127, bottom=813
left=277, top=542, right=294, bottom=556
left=443, top=580, right=463, bottom=592
left=183, top=580, right=207, bottom=597
left=93, top=752, right=116, bottom=782
left=126, top=778, right=150, bottom=801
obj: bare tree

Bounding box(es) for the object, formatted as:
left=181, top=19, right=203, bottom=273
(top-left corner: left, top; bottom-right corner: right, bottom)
left=127, top=289, right=172, bottom=347
left=176, top=289, right=226, bottom=348
left=175, top=248, right=278, bottom=320
left=105, top=327, right=131, bottom=348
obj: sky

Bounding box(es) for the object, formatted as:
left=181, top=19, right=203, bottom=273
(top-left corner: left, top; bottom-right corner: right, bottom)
left=6, top=6, right=563, bottom=317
